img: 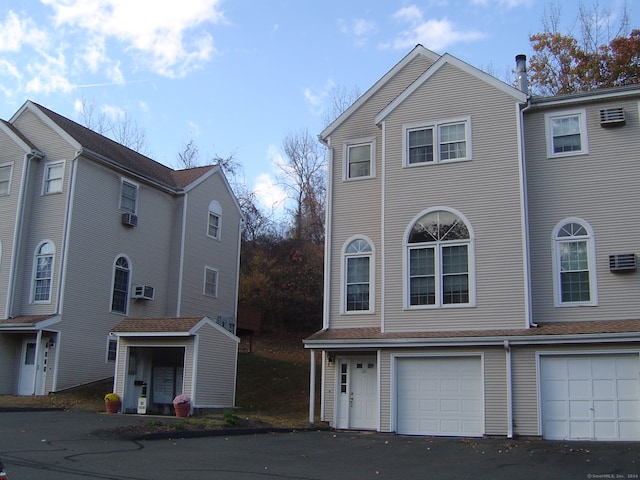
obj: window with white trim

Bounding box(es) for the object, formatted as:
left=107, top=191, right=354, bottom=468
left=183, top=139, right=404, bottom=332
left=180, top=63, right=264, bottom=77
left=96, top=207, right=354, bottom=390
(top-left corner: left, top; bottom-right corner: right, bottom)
left=43, top=161, right=64, bottom=194
left=344, top=238, right=373, bottom=313
left=344, top=138, right=375, bottom=180
left=0, top=163, right=13, bottom=195
left=552, top=218, right=597, bottom=306
left=207, top=200, right=222, bottom=239
left=406, top=210, right=474, bottom=308
left=107, top=338, right=117, bottom=362
left=404, top=118, right=471, bottom=166
left=204, top=267, right=218, bottom=297
left=111, top=256, right=130, bottom=314
left=33, top=242, right=55, bottom=303
left=545, top=109, right=589, bottom=157
left=120, top=179, right=138, bottom=213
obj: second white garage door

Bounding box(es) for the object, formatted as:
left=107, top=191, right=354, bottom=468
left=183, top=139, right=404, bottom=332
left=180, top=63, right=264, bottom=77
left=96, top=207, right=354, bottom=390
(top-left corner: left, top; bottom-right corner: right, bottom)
left=396, top=356, right=483, bottom=436
left=540, top=354, right=640, bottom=440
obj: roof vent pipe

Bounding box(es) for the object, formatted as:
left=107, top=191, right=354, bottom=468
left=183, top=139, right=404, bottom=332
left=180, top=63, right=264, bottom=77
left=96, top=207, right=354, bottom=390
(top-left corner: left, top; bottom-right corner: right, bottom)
left=515, top=54, right=528, bottom=95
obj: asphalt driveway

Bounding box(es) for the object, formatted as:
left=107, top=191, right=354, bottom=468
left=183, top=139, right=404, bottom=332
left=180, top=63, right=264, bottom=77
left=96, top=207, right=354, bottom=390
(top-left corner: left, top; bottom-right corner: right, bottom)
left=1, top=409, right=638, bottom=479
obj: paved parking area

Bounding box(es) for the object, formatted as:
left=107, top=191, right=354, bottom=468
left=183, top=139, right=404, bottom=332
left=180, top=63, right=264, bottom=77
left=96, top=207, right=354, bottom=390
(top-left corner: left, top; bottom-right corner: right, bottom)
left=1, top=409, right=639, bottom=479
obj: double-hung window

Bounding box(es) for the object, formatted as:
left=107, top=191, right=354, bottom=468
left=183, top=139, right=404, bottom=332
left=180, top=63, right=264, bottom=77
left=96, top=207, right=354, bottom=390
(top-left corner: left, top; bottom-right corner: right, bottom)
left=120, top=180, right=138, bottom=213
left=33, top=242, right=55, bottom=303
left=0, top=163, right=13, bottom=195
left=405, top=117, right=470, bottom=166
left=345, top=138, right=375, bottom=180
left=407, top=210, right=474, bottom=308
left=552, top=219, right=597, bottom=306
left=344, top=238, right=373, bottom=313
left=207, top=201, right=222, bottom=239
left=43, top=161, right=64, bottom=194
left=545, top=109, right=588, bottom=157
left=111, top=256, right=130, bottom=314
left=204, top=267, right=218, bottom=297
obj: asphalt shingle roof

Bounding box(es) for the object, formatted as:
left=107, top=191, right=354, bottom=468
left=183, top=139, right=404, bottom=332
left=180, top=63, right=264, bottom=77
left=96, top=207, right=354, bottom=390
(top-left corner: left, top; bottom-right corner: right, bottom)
left=111, top=317, right=205, bottom=334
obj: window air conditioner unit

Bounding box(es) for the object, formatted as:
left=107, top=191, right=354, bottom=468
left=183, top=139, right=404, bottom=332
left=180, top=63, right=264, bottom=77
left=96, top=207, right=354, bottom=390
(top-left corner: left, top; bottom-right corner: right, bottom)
left=132, top=285, right=154, bottom=300
left=609, top=254, right=636, bottom=272
left=599, top=107, right=625, bottom=127
left=121, top=212, right=138, bottom=227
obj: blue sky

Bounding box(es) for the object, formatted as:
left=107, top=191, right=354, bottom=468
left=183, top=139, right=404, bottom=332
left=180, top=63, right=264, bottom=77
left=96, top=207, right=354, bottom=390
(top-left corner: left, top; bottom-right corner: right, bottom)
left=0, top=0, right=636, bottom=212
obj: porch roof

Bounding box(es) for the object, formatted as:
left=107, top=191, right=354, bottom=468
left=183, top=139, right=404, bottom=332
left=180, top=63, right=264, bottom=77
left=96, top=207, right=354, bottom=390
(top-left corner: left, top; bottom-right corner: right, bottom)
left=0, top=315, right=60, bottom=330
left=303, top=319, right=640, bottom=348
left=111, top=317, right=205, bottom=335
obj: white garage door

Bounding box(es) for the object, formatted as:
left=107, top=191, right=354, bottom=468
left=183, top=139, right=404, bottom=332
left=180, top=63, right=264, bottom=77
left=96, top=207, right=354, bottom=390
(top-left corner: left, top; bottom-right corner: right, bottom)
left=396, top=356, right=483, bottom=436
left=540, top=354, right=640, bottom=440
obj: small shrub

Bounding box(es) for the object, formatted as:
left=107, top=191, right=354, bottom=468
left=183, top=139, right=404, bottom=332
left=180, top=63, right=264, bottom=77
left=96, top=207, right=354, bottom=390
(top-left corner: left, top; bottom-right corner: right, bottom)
left=147, top=420, right=162, bottom=427
left=223, top=410, right=239, bottom=426
left=170, top=422, right=185, bottom=431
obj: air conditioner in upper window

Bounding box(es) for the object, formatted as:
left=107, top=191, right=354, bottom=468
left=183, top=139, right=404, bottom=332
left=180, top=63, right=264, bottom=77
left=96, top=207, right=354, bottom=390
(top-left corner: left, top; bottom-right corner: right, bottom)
left=132, top=285, right=154, bottom=300
left=599, top=107, right=625, bottom=127
left=121, top=212, right=138, bottom=227
left=609, top=254, right=636, bottom=272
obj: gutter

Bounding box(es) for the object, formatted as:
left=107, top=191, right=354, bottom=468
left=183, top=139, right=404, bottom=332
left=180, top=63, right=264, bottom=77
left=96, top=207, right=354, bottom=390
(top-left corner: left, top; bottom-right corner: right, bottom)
left=303, top=330, right=640, bottom=350
left=504, top=340, right=513, bottom=439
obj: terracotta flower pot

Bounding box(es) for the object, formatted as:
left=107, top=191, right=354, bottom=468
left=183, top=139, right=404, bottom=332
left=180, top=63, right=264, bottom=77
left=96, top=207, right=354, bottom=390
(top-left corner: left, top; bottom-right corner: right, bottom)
left=174, top=402, right=190, bottom=417
left=105, top=400, right=121, bottom=414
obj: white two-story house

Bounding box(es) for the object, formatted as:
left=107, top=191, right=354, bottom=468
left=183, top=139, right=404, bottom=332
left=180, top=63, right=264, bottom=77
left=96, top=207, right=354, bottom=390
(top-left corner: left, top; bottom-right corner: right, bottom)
left=304, top=45, right=640, bottom=441
left=0, top=101, right=242, bottom=413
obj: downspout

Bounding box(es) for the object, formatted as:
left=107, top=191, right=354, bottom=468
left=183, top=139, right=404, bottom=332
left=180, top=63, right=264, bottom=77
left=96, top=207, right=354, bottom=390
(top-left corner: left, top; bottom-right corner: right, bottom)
left=515, top=54, right=536, bottom=328
left=57, top=152, right=80, bottom=315
left=7, top=150, right=44, bottom=318
left=504, top=340, right=513, bottom=438
left=176, top=194, right=188, bottom=316
left=379, top=122, right=386, bottom=333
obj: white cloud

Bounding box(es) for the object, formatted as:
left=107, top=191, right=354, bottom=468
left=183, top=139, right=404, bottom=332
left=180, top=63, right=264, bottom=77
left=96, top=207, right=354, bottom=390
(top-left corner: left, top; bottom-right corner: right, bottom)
left=0, top=11, right=48, bottom=52
left=384, top=5, right=485, bottom=52
left=337, top=17, right=377, bottom=46
left=253, top=172, right=287, bottom=213
left=41, top=0, right=226, bottom=78
left=101, top=104, right=125, bottom=121
left=470, top=0, right=533, bottom=7
left=25, top=51, right=74, bottom=94
left=304, top=78, right=336, bottom=116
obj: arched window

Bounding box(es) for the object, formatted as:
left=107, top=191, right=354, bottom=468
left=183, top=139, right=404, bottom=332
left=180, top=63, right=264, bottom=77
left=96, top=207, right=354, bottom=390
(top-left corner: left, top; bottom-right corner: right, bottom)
left=33, top=242, right=55, bottom=303
left=111, top=256, right=130, bottom=314
left=343, top=238, right=373, bottom=313
left=552, top=218, right=597, bottom=306
left=406, top=209, right=473, bottom=307
left=207, top=200, right=222, bottom=240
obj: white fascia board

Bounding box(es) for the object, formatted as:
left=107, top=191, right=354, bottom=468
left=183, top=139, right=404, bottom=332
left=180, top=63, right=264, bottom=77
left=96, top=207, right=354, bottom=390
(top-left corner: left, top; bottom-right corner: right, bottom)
left=191, top=316, right=240, bottom=343
left=304, top=332, right=640, bottom=350
left=15, top=101, right=83, bottom=152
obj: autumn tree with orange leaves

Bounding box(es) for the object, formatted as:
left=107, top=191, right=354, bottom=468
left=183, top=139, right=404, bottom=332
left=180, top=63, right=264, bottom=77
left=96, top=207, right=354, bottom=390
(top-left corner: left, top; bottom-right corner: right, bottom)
left=528, top=2, right=639, bottom=95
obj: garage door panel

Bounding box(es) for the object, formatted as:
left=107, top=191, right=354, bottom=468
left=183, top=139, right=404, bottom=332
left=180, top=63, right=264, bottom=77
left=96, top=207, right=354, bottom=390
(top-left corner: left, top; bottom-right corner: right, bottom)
left=397, top=356, right=483, bottom=437
left=540, top=354, right=640, bottom=440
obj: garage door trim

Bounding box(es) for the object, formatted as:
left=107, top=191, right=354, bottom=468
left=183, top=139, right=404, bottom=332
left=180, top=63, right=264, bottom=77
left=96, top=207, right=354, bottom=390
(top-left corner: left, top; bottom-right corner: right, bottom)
left=391, top=353, right=485, bottom=436
left=537, top=350, right=640, bottom=441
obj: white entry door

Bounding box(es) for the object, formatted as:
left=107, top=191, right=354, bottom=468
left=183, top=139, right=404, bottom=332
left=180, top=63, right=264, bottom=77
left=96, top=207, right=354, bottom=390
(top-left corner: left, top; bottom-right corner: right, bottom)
left=540, top=354, right=640, bottom=440
left=336, top=357, right=377, bottom=430
left=18, top=338, right=48, bottom=395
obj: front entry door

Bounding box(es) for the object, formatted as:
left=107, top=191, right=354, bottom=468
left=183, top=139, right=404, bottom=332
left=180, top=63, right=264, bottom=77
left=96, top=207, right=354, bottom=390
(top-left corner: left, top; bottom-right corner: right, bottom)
left=336, top=357, right=377, bottom=430
left=18, top=338, right=48, bottom=395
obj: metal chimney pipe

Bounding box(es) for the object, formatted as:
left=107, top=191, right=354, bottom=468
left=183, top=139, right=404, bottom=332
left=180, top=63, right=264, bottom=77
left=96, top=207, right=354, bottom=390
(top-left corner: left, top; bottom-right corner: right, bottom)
left=515, top=54, right=528, bottom=94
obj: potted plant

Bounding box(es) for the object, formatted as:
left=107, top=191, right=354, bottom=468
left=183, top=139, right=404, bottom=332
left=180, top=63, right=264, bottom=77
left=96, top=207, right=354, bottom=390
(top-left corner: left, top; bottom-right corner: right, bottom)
left=172, top=394, right=191, bottom=417
left=104, top=393, right=121, bottom=414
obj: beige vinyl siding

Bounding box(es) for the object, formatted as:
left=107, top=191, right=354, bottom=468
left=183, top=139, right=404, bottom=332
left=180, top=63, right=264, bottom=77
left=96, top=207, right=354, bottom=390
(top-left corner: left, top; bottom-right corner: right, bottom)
left=54, top=158, right=177, bottom=389
left=193, top=322, right=238, bottom=407
left=14, top=109, right=76, bottom=316
left=0, top=132, right=26, bottom=316
left=379, top=350, right=391, bottom=431
left=180, top=172, right=241, bottom=321
left=322, top=358, right=336, bottom=425
left=526, top=96, right=640, bottom=323
left=382, top=64, right=526, bottom=332
left=0, top=335, right=19, bottom=394
left=511, top=347, right=539, bottom=436
left=327, top=54, right=437, bottom=329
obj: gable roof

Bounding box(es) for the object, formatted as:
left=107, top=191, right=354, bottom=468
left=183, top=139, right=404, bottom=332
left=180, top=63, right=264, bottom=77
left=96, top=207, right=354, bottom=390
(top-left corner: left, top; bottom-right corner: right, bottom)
left=111, top=316, right=240, bottom=342
left=11, top=101, right=214, bottom=193
left=0, top=119, right=41, bottom=154
left=375, top=53, right=527, bottom=124
left=319, top=44, right=440, bottom=142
